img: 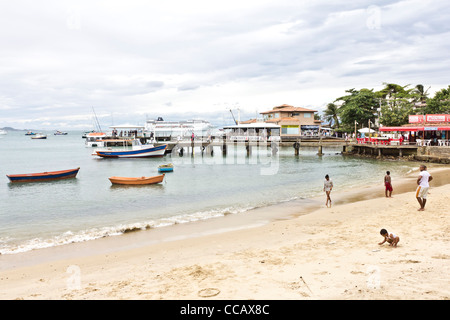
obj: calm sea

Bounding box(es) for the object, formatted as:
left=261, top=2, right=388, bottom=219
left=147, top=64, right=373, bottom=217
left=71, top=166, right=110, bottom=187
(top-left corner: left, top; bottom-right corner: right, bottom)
left=0, top=131, right=417, bottom=254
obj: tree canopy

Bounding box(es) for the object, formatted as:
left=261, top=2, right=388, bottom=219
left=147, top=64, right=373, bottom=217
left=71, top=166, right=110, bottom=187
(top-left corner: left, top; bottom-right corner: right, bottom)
left=324, top=83, right=449, bottom=132
left=334, top=88, right=378, bottom=132
left=425, top=85, right=450, bottom=114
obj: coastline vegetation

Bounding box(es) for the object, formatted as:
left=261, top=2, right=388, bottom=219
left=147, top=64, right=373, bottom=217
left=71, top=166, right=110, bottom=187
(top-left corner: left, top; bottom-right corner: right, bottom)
left=323, top=84, right=450, bottom=132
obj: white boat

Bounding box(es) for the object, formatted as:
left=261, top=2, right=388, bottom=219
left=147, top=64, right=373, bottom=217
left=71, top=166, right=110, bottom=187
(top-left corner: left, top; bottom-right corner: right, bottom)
left=31, top=133, right=47, bottom=139
left=0, top=129, right=7, bottom=135
left=85, top=132, right=108, bottom=147
left=54, top=130, right=68, bottom=135
left=93, top=139, right=167, bottom=158
left=145, top=118, right=218, bottom=141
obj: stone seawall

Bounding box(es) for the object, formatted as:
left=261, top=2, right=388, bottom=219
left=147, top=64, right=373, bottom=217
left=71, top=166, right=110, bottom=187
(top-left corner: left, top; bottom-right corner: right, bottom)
left=414, top=146, right=450, bottom=164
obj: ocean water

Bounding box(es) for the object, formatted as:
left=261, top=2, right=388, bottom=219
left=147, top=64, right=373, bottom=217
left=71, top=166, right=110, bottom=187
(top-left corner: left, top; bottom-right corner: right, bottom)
left=0, top=131, right=417, bottom=254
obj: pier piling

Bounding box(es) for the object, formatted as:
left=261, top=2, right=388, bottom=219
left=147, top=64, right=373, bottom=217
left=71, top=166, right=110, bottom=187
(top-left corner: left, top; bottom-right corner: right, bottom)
left=293, top=141, right=300, bottom=156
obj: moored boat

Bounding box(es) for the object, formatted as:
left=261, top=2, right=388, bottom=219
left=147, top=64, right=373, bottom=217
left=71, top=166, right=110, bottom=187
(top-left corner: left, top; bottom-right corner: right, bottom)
left=54, top=130, right=68, bottom=135
left=158, top=163, right=174, bottom=172
left=109, top=174, right=165, bottom=185
left=6, top=167, right=80, bottom=183
left=94, top=139, right=167, bottom=158
left=31, top=133, right=47, bottom=139
left=85, top=132, right=108, bottom=147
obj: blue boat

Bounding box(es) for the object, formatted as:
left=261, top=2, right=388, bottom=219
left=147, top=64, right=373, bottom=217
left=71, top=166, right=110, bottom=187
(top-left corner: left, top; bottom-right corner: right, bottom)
left=6, top=167, right=80, bottom=183
left=158, top=163, right=174, bottom=172
left=94, top=140, right=167, bottom=158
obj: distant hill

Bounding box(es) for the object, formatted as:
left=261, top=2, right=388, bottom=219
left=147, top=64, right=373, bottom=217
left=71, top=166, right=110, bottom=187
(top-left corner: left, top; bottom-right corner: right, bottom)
left=1, top=127, right=20, bottom=131
left=1, top=127, right=35, bottom=131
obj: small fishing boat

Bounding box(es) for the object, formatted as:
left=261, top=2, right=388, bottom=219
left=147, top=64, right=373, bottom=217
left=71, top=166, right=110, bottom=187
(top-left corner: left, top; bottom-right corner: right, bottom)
left=94, top=139, right=167, bottom=158
left=6, top=167, right=80, bottom=183
left=158, top=163, right=174, bottom=172
left=31, top=133, right=47, bottom=139
left=54, top=130, right=68, bottom=135
left=108, top=174, right=165, bottom=185
left=25, top=131, right=36, bottom=135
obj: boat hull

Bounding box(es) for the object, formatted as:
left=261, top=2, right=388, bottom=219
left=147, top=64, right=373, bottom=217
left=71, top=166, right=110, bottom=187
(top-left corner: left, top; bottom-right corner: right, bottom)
left=95, top=144, right=167, bottom=158
left=6, top=167, right=80, bottom=183
left=158, top=164, right=174, bottom=172
left=109, top=174, right=165, bottom=185
left=31, top=135, right=47, bottom=139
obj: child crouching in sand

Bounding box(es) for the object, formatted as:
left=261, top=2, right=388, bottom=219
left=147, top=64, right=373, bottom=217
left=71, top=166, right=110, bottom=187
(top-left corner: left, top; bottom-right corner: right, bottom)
left=378, top=229, right=400, bottom=247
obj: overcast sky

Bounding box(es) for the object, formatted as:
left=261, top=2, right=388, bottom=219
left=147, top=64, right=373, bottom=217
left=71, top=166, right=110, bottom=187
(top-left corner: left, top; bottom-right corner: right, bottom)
left=1, top=0, right=449, bottom=130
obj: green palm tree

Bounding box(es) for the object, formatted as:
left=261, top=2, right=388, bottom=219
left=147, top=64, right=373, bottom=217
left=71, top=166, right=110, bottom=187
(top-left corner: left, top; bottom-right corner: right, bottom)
left=413, top=84, right=430, bottom=104
left=324, top=103, right=340, bottom=128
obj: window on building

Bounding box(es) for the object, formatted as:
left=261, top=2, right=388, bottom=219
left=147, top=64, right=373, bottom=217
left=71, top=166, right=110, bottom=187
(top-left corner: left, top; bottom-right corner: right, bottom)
left=282, top=125, right=299, bottom=135
left=304, top=113, right=312, bottom=118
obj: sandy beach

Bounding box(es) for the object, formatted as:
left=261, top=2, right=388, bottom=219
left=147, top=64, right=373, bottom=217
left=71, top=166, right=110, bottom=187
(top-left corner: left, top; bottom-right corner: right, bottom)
left=1, top=166, right=449, bottom=300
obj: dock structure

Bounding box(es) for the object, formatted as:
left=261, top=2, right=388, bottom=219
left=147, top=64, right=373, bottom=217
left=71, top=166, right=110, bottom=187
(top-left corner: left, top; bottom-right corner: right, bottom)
left=94, top=135, right=449, bottom=163
left=350, top=144, right=418, bottom=158
left=162, top=138, right=351, bottom=157
left=163, top=138, right=449, bottom=163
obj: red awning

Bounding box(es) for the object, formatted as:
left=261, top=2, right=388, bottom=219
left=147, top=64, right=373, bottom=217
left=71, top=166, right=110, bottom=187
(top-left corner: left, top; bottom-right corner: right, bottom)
left=380, top=126, right=450, bottom=131
left=379, top=127, right=423, bottom=132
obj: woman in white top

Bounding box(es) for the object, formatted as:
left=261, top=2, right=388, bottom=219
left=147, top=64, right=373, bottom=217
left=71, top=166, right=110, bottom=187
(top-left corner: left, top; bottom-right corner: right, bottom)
left=323, top=174, right=333, bottom=207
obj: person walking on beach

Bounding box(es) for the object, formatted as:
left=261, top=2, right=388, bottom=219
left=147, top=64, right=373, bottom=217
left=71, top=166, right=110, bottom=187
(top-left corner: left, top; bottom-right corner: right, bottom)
left=416, top=165, right=433, bottom=211
left=323, top=174, right=333, bottom=207
left=378, top=229, right=400, bottom=247
left=384, top=171, right=393, bottom=198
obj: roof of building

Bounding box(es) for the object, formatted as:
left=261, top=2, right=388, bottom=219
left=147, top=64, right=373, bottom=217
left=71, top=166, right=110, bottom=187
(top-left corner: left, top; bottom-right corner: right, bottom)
left=260, top=104, right=318, bottom=114
left=238, top=119, right=258, bottom=124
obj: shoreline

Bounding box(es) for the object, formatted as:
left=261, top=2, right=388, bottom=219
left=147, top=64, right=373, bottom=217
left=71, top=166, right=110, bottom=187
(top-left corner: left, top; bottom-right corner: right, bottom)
left=0, top=166, right=449, bottom=299
left=1, top=163, right=437, bottom=268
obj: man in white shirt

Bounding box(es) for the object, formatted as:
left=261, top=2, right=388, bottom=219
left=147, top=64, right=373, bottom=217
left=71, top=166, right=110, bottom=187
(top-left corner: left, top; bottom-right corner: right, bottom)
left=416, top=165, right=433, bottom=211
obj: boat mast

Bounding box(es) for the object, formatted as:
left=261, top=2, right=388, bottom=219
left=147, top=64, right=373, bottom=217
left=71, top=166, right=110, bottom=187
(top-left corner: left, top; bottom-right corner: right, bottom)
left=229, top=109, right=238, bottom=125
left=92, top=107, right=102, bottom=132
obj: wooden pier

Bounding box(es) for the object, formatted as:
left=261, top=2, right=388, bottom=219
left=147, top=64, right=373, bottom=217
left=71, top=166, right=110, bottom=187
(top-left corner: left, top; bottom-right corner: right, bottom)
left=161, top=138, right=351, bottom=157
left=350, top=144, right=418, bottom=158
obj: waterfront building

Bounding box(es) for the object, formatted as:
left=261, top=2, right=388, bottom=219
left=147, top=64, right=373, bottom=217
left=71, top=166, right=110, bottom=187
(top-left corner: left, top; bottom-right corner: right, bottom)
left=380, top=114, right=450, bottom=146
left=259, top=104, right=322, bottom=140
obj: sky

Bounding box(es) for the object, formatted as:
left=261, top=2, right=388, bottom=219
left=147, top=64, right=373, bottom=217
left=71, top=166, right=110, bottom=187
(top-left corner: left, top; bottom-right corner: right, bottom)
left=0, top=0, right=449, bottom=130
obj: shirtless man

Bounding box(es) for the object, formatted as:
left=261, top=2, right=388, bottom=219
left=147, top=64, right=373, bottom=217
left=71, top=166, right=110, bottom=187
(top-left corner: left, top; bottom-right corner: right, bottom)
left=384, top=171, right=393, bottom=198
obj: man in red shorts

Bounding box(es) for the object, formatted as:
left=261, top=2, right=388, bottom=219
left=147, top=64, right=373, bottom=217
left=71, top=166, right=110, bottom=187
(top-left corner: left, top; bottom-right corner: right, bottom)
left=384, top=171, right=393, bottom=197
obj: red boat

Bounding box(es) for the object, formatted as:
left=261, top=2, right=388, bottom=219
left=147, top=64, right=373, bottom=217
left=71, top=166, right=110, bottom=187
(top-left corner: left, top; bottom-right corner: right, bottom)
left=6, top=167, right=80, bottom=183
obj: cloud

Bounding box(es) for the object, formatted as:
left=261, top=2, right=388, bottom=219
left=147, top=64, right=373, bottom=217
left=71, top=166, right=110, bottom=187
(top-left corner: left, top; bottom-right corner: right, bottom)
left=0, top=0, right=449, bottom=129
